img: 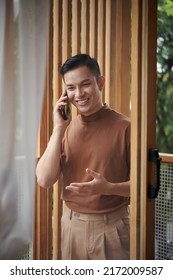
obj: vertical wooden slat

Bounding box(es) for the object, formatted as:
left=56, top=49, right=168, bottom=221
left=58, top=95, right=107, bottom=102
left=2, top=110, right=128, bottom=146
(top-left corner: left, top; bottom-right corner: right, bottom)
left=62, top=0, right=71, bottom=64
left=121, top=0, right=131, bottom=116
left=114, top=0, right=123, bottom=112
left=109, top=0, right=117, bottom=109
left=104, top=0, right=111, bottom=106
left=97, top=0, right=105, bottom=76
left=34, top=0, right=53, bottom=259
left=71, top=0, right=80, bottom=117
left=114, top=0, right=131, bottom=116
left=130, top=0, right=142, bottom=259
left=81, top=0, right=90, bottom=53
left=140, top=0, right=148, bottom=259
left=89, top=0, right=98, bottom=57
left=97, top=0, right=106, bottom=103
left=52, top=0, right=63, bottom=260
left=142, top=0, right=157, bottom=260
left=131, top=0, right=157, bottom=259
left=52, top=0, right=62, bottom=132
left=72, top=0, right=81, bottom=55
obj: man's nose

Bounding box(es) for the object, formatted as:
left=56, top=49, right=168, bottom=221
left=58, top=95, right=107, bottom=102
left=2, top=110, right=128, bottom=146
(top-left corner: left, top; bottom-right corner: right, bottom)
left=75, top=87, right=84, bottom=97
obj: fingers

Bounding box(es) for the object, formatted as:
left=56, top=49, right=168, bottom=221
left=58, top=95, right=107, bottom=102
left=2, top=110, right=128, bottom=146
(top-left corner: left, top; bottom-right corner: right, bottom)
left=53, top=95, right=68, bottom=114
left=66, top=183, right=89, bottom=193
left=66, top=182, right=87, bottom=189
left=53, top=93, right=71, bottom=124
left=86, top=168, right=101, bottom=179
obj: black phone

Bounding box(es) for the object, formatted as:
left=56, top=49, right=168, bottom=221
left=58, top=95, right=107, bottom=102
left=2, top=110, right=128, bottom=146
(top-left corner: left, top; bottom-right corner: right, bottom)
left=60, top=91, right=69, bottom=120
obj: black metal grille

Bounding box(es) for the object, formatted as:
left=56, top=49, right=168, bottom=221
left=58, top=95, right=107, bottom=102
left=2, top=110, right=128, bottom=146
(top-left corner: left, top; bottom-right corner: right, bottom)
left=155, top=163, right=173, bottom=259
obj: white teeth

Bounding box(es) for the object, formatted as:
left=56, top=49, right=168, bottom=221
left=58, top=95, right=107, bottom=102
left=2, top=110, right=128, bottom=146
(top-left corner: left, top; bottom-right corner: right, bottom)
left=77, top=99, right=88, bottom=106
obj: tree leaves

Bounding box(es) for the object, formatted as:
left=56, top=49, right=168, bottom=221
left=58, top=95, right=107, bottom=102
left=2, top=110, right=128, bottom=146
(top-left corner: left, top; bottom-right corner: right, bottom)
left=157, top=0, right=173, bottom=153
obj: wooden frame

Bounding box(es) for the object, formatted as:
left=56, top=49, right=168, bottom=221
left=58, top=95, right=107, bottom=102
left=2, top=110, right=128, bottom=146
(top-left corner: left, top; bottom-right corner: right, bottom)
left=130, top=0, right=157, bottom=259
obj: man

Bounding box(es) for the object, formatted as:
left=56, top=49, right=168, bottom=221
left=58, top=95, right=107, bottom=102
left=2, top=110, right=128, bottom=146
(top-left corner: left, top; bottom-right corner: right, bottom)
left=36, top=54, right=130, bottom=260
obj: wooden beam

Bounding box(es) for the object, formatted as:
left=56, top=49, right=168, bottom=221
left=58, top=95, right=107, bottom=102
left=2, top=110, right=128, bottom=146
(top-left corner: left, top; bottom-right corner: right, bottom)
left=130, top=0, right=142, bottom=260
left=34, top=0, right=53, bottom=260
left=144, top=0, right=157, bottom=260
left=131, top=0, right=157, bottom=260
left=52, top=0, right=63, bottom=260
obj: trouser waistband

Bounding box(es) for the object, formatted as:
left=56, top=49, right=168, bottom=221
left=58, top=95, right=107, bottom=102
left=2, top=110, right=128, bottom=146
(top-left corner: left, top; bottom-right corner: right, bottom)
left=64, top=205, right=129, bottom=222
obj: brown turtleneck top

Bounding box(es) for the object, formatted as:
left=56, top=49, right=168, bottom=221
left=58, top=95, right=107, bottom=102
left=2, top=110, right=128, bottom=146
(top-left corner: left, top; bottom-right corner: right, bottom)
left=60, top=104, right=130, bottom=214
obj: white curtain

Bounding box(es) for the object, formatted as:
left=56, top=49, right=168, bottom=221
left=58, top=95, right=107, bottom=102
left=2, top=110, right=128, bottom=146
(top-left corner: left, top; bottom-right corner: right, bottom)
left=0, top=0, right=50, bottom=259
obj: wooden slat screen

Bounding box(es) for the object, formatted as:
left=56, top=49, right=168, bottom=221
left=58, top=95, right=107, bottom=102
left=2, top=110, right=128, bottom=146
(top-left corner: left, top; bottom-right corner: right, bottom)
left=52, top=0, right=131, bottom=260
left=36, top=0, right=131, bottom=260
left=53, top=0, right=131, bottom=113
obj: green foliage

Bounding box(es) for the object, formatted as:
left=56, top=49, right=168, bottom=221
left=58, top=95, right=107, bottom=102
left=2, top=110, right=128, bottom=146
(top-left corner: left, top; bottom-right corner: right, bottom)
left=157, top=0, right=173, bottom=153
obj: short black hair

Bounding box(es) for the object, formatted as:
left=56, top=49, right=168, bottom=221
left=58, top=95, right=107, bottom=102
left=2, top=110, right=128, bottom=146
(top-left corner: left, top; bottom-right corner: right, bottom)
left=60, top=54, right=101, bottom=79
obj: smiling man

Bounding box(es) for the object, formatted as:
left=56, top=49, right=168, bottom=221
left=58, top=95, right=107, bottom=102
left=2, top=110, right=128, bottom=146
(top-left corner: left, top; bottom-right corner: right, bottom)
left=36, top=54, right=130, bottom=260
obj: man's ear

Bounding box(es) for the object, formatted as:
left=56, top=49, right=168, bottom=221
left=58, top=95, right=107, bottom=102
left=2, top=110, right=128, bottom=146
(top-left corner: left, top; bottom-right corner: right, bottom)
left=97, top=76, right=105, bottom=90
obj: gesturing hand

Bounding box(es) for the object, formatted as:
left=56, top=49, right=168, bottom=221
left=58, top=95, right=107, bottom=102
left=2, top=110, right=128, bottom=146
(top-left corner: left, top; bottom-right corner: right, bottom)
left=66, top=168, right=112, bottom=195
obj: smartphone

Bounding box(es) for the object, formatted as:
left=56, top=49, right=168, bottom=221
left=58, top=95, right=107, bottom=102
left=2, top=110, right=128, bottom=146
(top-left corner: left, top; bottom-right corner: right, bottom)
left=60, top=91, right=69, bottom=120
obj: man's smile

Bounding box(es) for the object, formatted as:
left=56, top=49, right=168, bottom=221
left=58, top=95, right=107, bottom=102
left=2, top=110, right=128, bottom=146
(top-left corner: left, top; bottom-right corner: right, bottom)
left=76, top=98, right=89, bottom=106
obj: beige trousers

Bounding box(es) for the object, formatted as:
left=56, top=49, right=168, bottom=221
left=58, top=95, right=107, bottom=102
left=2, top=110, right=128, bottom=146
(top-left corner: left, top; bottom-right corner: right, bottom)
left=61, top=206, right=130, bottom=260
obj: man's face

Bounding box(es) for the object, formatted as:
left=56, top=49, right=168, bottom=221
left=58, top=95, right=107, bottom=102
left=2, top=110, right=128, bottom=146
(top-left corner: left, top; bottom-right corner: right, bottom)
left=64, top=66, right=104, bottom=116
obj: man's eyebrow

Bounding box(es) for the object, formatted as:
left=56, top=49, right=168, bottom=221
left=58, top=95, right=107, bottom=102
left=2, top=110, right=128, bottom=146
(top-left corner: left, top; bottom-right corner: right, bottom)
left=81, top=79, right=90, bottom=82
left=66, top=78, right=91, bottom=86
left=66, top=83, right=74, bottom=87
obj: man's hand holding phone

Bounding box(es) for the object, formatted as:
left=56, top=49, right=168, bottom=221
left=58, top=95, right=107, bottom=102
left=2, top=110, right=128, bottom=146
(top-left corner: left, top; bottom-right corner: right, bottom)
left=54, top=91, right=71, bottom=127
left=60, top=91, right=69, bottom=120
